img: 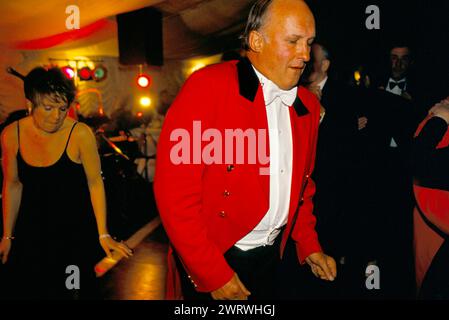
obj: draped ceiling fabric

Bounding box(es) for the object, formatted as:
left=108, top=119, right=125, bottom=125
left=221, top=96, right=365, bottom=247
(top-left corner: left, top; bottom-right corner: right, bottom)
left=0, top=0, right=254, bottom=120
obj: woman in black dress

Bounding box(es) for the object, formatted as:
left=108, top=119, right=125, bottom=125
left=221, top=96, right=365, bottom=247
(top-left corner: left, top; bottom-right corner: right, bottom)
left=0, top=67, right=133, bottom=299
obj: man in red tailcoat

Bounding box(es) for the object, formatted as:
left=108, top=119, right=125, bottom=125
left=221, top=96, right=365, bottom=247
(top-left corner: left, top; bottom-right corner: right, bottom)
left=154, top=0, right=337, bottom=300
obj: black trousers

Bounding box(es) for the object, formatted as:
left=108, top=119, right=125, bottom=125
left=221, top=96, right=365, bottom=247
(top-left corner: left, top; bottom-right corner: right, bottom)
left=175, top=236, right=281, bottom=300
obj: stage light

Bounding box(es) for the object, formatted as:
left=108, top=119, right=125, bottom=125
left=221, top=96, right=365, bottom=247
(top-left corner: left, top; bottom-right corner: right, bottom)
left=61, top=66, right=75, bottom=79
left=140, top=97, right=151, bottom=108
left=137, top=74, right=151, bottom=88
left=354, top=70, right=361, bottom=83
left=191, top=63, right=205, bottom=74
left=137, top=111, right=143, bottom=118
left=79, top=67, right=92, bottom=80
left=93, top=66, right=107, bottom=81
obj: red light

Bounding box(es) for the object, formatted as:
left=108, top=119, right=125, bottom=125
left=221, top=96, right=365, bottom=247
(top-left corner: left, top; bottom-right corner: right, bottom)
left=61, top=66, right=75, bottom=79
left=79, top=67, right=92, bottom=80
left=137, top=74, right=151, bottom=88
left=137, top=112, right=143, bottom=118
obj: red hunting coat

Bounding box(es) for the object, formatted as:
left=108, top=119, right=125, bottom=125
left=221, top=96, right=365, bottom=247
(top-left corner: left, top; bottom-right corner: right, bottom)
left=154, top=58, right=322, bottom=299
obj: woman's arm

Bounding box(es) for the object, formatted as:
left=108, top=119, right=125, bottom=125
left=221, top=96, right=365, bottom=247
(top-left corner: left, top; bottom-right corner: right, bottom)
left=412, top=99, right=449, bottom=187
left=0, top=123, right=23, bottom=263
left=77, top=123, right=108, bottom=235
left=76, top=123, right=132, bottom=258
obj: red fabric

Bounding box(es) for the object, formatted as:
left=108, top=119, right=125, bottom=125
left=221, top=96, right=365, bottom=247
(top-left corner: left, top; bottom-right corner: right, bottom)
left=413, top=185, right=449, bottom=289
left=14, top=19, right=110, bottom=50
left=413, top=116, right=449, bottom=289
left=154, top=61, right=322, bottom=299
left=414, top=114, right=449, bottom=148
left=67, top=107, right=78, bottom=120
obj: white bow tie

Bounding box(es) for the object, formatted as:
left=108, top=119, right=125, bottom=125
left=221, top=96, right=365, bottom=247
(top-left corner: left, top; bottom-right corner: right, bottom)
left=262, top=82, right=297, bottom=106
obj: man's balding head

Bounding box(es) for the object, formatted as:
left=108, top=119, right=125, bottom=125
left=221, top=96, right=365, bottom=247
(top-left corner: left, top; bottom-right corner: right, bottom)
left=244, top=0, right=316, bottom=90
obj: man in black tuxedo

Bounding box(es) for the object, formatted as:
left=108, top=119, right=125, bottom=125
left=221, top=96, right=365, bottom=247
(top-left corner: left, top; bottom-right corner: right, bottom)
left=381, top=45, right=415, bottom=100
left=377, top=43, right=427, bottom=137
left=363, top=43, right=420, bottom=298
left=278, top=42, right=366, bottom=299
left=306, top=43, right=360, bottom=260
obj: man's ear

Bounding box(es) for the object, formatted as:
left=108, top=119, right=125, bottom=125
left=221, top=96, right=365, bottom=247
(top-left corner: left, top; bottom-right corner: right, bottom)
left=322, top=59, right=330, bottom=73
left=248, top=30, right=264, bottom=53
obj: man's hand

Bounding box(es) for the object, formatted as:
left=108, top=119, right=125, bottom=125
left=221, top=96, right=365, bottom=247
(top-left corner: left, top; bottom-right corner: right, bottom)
left=401, top=91, right=412, bottom=101
left=305, top=252, right=337, bottom=281
left=358, top=116, right=368, bottom=130
left=211, top=273, right=251, bottom=300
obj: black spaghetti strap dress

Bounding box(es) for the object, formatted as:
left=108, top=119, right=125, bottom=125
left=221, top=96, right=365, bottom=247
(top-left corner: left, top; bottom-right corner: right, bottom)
left=9, top=121, right=102, bottom=299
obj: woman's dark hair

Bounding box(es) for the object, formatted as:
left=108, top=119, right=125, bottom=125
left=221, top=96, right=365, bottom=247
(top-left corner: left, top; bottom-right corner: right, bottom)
left=24, top=67, right=76, bottom=108
left=240, top=0, right=274, bottom=50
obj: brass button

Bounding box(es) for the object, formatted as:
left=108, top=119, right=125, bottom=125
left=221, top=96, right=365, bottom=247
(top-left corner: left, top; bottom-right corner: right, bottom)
left=219, top=211, right=226, bottom=217
left=223, top=190, right=230, bottom=197
left=227, top=165, right=235, bottom=172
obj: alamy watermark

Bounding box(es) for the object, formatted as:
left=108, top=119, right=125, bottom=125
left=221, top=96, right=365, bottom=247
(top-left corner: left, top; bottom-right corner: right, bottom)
left=365, top=264, right=380, bottom=290
left=65, top=265, right=80, bottom=290
left=66, top=5, right=80, bottom=30
left=170, top=121, right=271, bottom=175
left=365, top=5, right=380, bottom=30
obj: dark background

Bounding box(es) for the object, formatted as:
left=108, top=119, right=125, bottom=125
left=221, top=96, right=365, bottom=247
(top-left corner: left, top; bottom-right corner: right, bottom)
left=306, top=0, right=449, bottom=103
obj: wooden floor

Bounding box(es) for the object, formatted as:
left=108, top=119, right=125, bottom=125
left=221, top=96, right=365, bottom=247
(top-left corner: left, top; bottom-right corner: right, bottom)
left=98, top=224, right=169, bottom=300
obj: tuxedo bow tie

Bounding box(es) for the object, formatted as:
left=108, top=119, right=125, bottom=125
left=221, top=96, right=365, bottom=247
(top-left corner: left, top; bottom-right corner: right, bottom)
left=388, top=80, right=406, bottom=91
left=262, top=83, right=297, bottom=106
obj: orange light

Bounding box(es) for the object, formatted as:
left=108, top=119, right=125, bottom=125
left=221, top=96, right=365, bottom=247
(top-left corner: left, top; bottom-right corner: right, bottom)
left=137, top=112, right=143, bottom=118
left=140, top=97, right=151, bottom=108
left=354, top=70, right=361, bottom=82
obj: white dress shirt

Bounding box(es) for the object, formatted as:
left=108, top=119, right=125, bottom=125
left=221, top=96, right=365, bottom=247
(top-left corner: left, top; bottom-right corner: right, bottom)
left=385, top=77, right=407, bottom=96
left=317, top=76, right=328, bottom=91
left=235, top=66, right=295, bottom=251
left=386, top=77, right=407, bottom=147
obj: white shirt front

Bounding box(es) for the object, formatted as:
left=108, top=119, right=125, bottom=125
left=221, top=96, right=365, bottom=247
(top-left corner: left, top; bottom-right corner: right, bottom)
left=317, top=76, right=328, bottom=91
left=235, top=67, right=295, bottom=251
left=386, top=77, right=407, bottom=147
left=385, top=77, right=407, bottom=96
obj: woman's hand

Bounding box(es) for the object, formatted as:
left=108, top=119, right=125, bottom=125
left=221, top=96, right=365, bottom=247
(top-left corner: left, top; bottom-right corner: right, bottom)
left=429, top=98, right=449, bottom=124
left=0, top=238, right=12, bottom=264
left=99, top=236, right=133, bottom=259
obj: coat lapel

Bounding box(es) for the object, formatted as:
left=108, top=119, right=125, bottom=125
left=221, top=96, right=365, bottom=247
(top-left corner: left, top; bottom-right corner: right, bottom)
left=236, top=58, right=270, bottom=200
left=236, top=58, right=311, bottom=208
left=288, top=88, right=313, bottom=220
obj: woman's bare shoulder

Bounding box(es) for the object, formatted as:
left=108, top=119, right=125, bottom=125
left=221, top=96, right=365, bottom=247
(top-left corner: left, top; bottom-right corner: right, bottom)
left=72, top=121, right=96, bottom=140
left=1, top=119, right=22, bottom=149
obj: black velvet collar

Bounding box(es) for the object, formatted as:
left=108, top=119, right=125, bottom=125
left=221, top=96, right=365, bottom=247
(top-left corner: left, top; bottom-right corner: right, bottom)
left=236, top=58, right=309, bottom=117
